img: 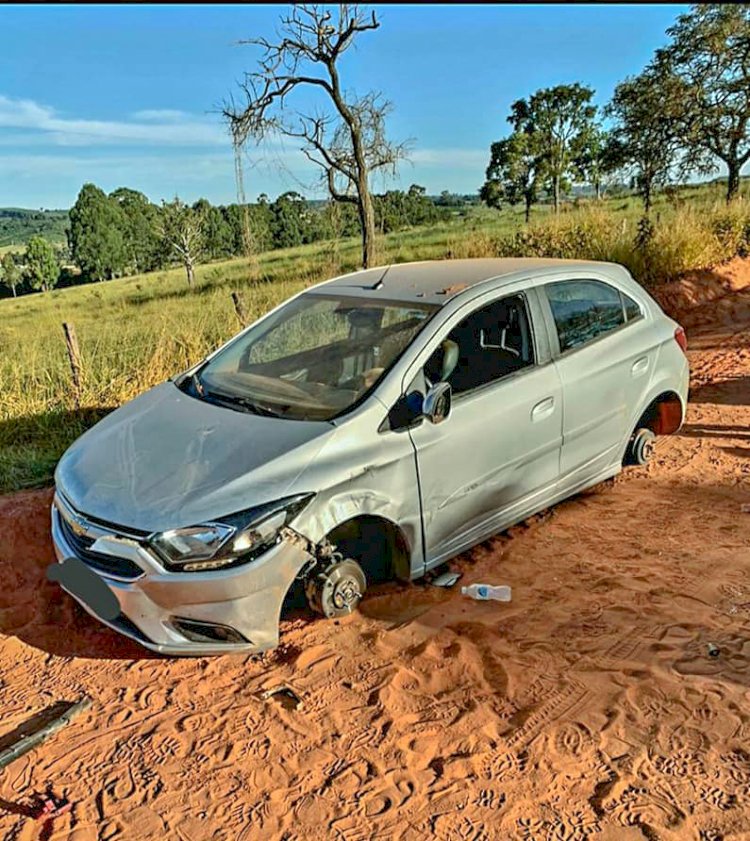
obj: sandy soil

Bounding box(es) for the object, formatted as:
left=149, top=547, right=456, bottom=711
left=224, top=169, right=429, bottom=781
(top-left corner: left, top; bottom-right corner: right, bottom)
left=1, top=263, right=750, bottom=841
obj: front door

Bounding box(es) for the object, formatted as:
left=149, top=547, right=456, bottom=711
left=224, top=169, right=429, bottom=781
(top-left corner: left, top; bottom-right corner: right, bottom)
left=408, top=292, right=563, bottom=567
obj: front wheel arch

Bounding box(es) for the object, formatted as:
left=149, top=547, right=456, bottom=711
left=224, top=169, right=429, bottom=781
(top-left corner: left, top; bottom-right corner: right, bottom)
left=324, top=514, right=412, bottom=584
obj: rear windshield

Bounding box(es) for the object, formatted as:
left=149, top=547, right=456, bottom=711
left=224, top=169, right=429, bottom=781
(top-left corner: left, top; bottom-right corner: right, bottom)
left=197, top=292, right=439, bottom=421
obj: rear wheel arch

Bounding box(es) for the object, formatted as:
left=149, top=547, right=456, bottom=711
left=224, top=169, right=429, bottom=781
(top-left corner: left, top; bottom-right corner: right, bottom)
left=622, top=390, right=684, bottom=467
left=633, top=390, right=685, bottom=436
left=324, top=514, right=412, bottom=584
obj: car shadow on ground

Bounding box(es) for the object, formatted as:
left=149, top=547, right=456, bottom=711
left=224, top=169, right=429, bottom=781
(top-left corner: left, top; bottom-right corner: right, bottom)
left=0, top=577, right=162, bottom=661
left=678, top=422, right=750, bottom=439
left=689, top=375, right=750, bottom=406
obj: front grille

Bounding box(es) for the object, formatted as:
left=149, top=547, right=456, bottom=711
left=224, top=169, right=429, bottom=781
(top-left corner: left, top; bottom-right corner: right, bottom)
left=57, top=509, right=144, bottom=580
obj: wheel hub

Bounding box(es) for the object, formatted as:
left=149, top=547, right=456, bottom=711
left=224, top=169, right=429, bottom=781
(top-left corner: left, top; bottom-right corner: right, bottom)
left=329, top=576, right=361, bottom=611
left=306, top=558, right=367, bottom=619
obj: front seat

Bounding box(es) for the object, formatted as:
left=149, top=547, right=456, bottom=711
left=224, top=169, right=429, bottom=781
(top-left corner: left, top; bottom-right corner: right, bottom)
left=424, top=339, right=459, bottom=386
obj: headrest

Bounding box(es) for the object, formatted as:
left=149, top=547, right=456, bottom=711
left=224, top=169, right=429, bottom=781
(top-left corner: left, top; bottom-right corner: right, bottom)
left=440, top=339, right=459, bottom=381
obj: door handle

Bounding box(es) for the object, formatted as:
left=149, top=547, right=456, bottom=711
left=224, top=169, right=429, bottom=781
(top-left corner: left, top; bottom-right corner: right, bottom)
left=631, top=356, right=649, bottom=375
left=531, top=396, right=555, bottom=421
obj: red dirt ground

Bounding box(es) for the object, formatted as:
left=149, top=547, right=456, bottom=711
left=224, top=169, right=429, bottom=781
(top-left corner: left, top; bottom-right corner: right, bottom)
left=1, top=261, right=750, bottom=840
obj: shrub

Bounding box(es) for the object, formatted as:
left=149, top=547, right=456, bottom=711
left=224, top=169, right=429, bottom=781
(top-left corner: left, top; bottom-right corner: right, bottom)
left=496, top=201, right=750, bottom=286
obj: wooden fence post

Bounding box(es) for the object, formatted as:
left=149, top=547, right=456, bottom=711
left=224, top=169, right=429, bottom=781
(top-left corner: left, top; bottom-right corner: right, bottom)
left=62, top=322, right=82, bottom=408
left=231, top=291, right=248, bottom=328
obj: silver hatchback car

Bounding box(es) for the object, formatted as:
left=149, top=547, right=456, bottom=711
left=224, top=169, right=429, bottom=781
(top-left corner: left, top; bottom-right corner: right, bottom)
left=51, top=258, right=689, bottom=655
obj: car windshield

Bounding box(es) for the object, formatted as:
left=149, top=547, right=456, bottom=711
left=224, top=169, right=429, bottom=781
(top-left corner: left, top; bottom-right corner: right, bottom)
left=195, top=292, right=439, bottom=421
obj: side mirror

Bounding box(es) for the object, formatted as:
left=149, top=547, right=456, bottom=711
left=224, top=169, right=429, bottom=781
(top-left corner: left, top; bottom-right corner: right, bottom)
left=423, top=381, right=452, bottom=425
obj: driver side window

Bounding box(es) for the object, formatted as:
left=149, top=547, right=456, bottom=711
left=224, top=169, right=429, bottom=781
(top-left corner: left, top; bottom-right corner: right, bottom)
left=425, top=293, right=535, bottom=395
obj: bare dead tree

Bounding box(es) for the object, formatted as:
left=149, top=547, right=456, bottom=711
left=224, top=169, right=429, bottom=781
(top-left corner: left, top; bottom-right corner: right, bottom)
left=223, top=4, right=407, bottom=269
left=157, top=197, right=206, bottom=286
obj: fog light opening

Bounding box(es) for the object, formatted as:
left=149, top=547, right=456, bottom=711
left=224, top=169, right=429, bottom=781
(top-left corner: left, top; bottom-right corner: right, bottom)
left=170, top=617, right=248, bottom=645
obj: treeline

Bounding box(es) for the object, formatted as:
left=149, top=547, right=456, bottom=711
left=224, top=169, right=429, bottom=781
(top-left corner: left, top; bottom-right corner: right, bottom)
left=481, top=5, right=750, bottom=217
left=0, top=183, right=452, bottom=297
left=0, top=208, right=68, bottom=248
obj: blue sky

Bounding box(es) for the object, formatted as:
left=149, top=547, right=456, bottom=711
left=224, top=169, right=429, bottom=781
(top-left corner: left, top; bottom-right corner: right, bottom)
left=1, top=3, right=688, bottom=209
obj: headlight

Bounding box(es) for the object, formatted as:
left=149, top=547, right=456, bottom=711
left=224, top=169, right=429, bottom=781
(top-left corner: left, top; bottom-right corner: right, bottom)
left=150, top=524, right=234, bottom=566
left=149, top=493, right=314, bottom=572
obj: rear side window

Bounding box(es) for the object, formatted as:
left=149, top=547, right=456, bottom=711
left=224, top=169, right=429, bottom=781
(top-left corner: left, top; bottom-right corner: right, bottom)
left=623, top=292, right=641, bottom=321
left=545, top=280, right=626, bottom=353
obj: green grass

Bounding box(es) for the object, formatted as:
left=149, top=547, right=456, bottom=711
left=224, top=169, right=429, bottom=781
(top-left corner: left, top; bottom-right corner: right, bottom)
left=2, top=183, right=749, bottom=494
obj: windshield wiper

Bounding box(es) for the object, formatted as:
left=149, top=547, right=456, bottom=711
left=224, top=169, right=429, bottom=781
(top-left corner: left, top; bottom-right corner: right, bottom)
left=204, top=390, right=285, bottom=418
left=191, top=372, right=205, bottom=397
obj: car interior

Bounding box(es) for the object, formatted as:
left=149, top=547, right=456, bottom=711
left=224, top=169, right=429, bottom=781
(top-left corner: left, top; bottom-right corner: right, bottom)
left=229, top=304, right=433, bottom=417
left=425, top=294, right=535, bottom=394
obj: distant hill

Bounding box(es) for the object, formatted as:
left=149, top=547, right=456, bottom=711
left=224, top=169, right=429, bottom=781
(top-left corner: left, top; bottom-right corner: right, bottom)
left=0, top=208, right=69, bottom=247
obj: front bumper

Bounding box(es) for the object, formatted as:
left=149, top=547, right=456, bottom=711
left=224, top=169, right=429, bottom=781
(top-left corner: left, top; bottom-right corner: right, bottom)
left=50, top=494, right=313, bottom=656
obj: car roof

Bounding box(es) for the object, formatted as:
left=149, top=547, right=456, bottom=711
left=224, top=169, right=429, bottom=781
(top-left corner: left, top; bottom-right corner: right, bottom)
left=309, top=258, right=627, bottom=305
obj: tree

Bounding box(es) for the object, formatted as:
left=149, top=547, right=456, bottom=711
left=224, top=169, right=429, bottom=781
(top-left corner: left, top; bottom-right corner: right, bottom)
left=157, top=197, right=206, bottom=286
left=224, top=5, right=407, bottom=269
left=480, top=131, right=543, bottom=223
left=24, top=236, right=59, bottom=292
left=606, top=65, right=685, bottom=212
left=655, top=5, right=750, bottom=203
left=405, top=184, right=437, bottom=226
left=269, top=191, right=313, bottom=248
left=0, top=252, right=22, bottom=297
left=110, top=187, right=164, bottom=273
left=68, top=183, right=127, bottom=281
left=374, top=185, right=438, bottom=233
left=573, top=126, right=620, bottom=200
left=437, top=190, right=459, bottom=207
left=510, top=84, right=597, bottom=213
left=192, top=198, right=234, bottom=259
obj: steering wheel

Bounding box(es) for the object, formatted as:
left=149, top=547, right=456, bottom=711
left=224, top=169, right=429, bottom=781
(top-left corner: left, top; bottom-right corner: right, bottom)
left=340, top=367, right=384, bottom=393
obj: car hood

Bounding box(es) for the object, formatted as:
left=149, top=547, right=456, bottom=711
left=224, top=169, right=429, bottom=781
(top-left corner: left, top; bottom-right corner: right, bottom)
left=55, top=381, right=333, bottom=533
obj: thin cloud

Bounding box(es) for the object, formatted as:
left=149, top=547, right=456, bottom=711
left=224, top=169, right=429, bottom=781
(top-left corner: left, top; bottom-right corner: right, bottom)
left=131, top=109, right=191, bottom=122
left=0, top=94, right=226, bottom=147
left=409, top=147, right=487, bottom=168
left=0, top=152, right=235, bottom=179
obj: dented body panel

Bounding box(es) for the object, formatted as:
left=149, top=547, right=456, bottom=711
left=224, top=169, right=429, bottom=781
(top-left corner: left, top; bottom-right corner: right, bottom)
left=291, top=396, right=424, bottom=577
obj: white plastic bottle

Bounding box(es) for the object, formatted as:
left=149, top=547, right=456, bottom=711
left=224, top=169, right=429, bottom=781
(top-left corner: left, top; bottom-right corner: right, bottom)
left=461, top=583, right=512, bottom=602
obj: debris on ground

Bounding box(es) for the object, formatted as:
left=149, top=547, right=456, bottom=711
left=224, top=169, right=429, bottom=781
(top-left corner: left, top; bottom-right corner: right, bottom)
left=461, top=583, right=512, bottom=602
left=0, top=696, right=92, bottom=770
left=431, top=571, right=462, bottom=588
left=30, top=793, right=72, bottom=822
left=260, top=685, right=303, bottom=710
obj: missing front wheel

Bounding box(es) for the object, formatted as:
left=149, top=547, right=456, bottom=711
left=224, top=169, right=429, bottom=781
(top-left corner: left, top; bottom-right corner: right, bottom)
left=305, top=558, right=367, bottom=619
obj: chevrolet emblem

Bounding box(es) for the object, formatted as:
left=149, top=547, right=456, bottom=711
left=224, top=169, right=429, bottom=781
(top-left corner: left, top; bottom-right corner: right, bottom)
left=67, top=512, right=89, bottom=538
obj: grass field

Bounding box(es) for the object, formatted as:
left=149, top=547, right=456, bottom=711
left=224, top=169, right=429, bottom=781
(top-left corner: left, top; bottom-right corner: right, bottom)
left=2, top=182, right=749, bottom=494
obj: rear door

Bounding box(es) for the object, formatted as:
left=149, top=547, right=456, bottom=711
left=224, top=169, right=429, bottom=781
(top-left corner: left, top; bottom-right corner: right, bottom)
left=541, top=278, right=654, bottom=484
left=407, top=288, right=563, bottom=567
